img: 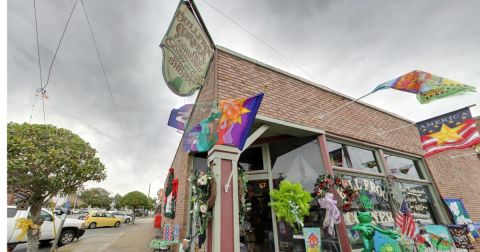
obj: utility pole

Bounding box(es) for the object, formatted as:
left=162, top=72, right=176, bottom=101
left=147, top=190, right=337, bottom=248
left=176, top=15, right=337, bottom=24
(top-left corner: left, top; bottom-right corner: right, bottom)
left=147, top=183, right=151, bottom=216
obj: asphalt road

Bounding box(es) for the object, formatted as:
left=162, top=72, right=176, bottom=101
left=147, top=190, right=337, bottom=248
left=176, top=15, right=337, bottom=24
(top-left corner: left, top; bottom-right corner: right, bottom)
left=12, top=214, right=137, bottom=252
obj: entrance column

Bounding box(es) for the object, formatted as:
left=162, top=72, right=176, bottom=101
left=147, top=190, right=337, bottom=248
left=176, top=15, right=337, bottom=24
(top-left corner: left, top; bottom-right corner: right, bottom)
left=207, top=145, right=240, bottom=252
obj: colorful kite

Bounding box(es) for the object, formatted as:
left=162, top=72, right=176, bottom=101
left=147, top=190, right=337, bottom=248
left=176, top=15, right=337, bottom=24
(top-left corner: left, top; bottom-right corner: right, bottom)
left=372, top=70, right=476, bottom=104
left=217, top=93, right=264, bottom=151
left=415, top=107, right=480, bottom=157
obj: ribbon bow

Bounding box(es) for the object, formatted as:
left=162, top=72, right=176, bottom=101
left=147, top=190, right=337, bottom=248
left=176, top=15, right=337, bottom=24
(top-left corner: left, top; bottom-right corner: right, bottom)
left=15, top=218, right=33, bottom=241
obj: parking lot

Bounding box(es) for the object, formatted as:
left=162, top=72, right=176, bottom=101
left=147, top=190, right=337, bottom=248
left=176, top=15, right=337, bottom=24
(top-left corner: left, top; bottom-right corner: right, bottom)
left=13, top=215, right=157, bottom=252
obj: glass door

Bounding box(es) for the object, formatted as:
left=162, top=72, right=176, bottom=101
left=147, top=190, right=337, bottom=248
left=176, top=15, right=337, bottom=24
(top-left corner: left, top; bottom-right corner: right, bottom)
left=241, top=178, right=275, bottom=252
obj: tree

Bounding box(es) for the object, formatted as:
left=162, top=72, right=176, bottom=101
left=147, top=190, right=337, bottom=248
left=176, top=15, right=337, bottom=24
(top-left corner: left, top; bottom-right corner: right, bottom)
left=7, top=123, right=106, bottom=252
left=80, top=188, right=112, bottom=209
left=113, top=193, right=123, bottom=209
left=120, top=191, right=149, bottom=223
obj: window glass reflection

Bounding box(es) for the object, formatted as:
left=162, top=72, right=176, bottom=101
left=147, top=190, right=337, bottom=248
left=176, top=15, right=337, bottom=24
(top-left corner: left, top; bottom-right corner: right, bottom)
left=385, top=155, right=423, bottom=179
left=395, top=182, right=436, bottom=226
left=239, top=146, right=264, bottom=171
left=327, top=141, right=380, bottom=173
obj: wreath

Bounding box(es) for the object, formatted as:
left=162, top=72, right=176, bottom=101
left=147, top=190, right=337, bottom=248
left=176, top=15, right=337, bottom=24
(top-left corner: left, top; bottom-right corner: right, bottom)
left=164, top=168, right=177, bottom=219
left=190, top=170, right=215, bottom=235
left=314, top=174, right=358, bottom=212
left=269, top=180, right=312, bottom=232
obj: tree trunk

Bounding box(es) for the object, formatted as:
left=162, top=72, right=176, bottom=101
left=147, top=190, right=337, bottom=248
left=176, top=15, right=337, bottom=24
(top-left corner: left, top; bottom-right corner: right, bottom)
left=27, top=204, right=44, bottom=252
left=132, top=207, right=135, bottom=224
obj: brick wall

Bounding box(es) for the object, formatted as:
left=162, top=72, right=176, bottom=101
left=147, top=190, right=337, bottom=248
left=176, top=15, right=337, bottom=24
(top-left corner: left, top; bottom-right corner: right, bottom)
left=216, top=49, right=424, bottom=156
left=161, top=53, right=218, bottom=241
left=215, top=49, right=480, bottom=222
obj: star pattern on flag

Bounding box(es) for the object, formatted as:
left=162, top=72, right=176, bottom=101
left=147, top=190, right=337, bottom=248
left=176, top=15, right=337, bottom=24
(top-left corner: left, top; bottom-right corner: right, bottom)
left=428, top=123, right=465, bottom=145
left=219, top=98, right=250, bottom=127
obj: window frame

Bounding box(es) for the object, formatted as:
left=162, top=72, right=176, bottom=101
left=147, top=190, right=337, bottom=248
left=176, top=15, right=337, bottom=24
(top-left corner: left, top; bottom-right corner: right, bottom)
left=326, top=139, right=384, bottom=174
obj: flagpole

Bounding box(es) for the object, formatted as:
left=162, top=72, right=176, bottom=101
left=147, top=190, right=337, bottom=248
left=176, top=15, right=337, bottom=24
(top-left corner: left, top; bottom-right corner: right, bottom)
left=319, top=92, right=373, bottom=119
left=377, top=122, right=416, bottom=136
left=449, top=152, right=478, bottom=158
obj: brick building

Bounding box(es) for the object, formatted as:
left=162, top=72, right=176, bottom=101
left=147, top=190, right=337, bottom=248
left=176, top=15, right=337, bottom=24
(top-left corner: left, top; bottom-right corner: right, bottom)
left=162, top=46, right=480, bottom=252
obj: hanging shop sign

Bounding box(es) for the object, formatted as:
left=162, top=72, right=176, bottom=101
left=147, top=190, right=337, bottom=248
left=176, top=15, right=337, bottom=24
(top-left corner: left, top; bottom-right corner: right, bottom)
left=160, top=1, right=215, bottom=96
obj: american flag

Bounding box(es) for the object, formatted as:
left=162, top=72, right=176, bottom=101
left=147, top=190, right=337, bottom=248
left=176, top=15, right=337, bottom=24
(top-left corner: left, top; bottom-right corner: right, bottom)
left=416, top=107, right=480, bottom=158
left=395, top=198, right=416, bottom=238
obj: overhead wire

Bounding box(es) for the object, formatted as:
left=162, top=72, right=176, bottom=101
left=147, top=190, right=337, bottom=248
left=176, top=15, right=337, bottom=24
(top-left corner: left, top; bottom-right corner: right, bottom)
left=79, top=0, right=141, bottom=175
left=33, top=0, right=45, bottom=124
left=42, top=0, right=78, bottom=90
left=199, top=0, right=321, bottom=84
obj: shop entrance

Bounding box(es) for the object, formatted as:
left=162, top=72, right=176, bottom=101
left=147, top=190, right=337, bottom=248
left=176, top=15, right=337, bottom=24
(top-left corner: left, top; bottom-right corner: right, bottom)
left=241, top=179, right=275, bottom=252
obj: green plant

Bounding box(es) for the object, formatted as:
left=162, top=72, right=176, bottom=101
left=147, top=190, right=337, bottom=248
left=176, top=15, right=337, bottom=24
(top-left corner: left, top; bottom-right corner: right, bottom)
left=238, top=169, right=251, bottom=227
left=269, top=180, right=312, bottom=232
left=80, top=188, right=112, bottom=209
left=7, top=122, right=106, bottom=251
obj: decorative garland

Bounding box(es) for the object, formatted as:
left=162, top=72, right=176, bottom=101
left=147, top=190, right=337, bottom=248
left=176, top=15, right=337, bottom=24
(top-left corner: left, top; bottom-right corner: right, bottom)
left=190, top=170, right=215, bottom=235
left=164, top=168, right=176, bottom=219
left=269, top=180, right=312, bottom=232
left=314, top=174, right=358, bottom=212
left=238, top=168, right=251, bottom=227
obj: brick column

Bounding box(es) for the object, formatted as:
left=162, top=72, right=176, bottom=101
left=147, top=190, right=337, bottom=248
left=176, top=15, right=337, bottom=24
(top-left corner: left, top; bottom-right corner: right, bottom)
left=207, top=145, right=240, bottom=252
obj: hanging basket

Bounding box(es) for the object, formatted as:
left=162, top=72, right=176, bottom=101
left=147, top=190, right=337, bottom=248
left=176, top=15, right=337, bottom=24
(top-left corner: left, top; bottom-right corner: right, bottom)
left=207, top=179, right=216, bottom=209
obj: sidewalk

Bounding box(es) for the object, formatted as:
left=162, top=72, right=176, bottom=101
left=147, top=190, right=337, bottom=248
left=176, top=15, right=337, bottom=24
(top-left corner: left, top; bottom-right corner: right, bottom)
left=59, top=217, right=160, bottom=252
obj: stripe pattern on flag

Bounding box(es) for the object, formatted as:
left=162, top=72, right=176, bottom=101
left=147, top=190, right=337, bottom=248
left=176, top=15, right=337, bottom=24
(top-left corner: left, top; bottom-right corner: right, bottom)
left=395, top=198, right=416, bottom=238
left=416, top=107, right=480, bottom=158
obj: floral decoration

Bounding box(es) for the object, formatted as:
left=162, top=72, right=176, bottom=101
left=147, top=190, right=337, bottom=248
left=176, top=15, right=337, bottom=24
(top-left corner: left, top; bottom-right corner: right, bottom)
left=238, top=168, right=251, bottom=227
left=189, top=170, right=215, bottom=235
left=314, top=174, right=358, bottom=212
left=269, top=180, right=312, bottom=232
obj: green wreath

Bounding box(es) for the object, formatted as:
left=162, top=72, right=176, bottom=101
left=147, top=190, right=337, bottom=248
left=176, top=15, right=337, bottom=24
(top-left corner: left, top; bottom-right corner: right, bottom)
left=269, top=180, right=312, bottom=232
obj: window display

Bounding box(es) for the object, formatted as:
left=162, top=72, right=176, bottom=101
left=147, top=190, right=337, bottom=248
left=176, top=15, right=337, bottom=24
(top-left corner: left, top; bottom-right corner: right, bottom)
left=395, top=182, right=437, bottom=226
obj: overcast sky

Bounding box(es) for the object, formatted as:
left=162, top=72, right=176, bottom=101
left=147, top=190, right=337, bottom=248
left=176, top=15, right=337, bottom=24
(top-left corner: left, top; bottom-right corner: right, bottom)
left=7, top=0, right=480, bottom=196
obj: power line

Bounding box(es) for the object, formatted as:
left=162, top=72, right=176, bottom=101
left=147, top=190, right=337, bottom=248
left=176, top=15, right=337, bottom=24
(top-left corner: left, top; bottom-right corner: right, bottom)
left=42, top=0, right=79, bottom=90
left=199, top=0, right=320, bottom=83
left=33, top=0, right=46, bottom=124
left=79, top=0, right=140, bottom=175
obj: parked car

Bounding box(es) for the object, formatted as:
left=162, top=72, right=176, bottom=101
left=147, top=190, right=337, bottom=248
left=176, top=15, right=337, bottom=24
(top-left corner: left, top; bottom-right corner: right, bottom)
left=71, top=208, right=79, bottom=214
left=108, top=211, right=132, bottom=224
left=78, top=209, right=90, bottom=215
left=84, top=212, right=122, bottom=229
left=53, top=208, right=64, bottom=215
left=7, top=206, right=86, bottom=250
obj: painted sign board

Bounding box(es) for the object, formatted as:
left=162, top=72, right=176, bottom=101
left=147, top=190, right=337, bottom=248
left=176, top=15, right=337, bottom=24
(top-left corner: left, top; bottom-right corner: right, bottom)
left=160, top=1, right=214, bottom=96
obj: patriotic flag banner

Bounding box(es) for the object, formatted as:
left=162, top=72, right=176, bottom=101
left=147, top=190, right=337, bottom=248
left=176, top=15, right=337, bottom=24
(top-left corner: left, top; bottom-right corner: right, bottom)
left=217, top=93, right=264, bottom=151
left=168, top=104, right=194, bottom=131
left=371, top=70, right=476, bottom=104
left=395, top=198, right=416, bottom=238
left=416, top=107, right=480, bottom=158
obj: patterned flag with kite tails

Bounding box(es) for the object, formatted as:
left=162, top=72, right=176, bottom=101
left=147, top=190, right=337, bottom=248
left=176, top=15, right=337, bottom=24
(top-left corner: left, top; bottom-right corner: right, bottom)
left=416, top=107, right=480, bottom=157
left=217, top=93, right=264, bottom=151
left=372, top=70, right=476, bottom=104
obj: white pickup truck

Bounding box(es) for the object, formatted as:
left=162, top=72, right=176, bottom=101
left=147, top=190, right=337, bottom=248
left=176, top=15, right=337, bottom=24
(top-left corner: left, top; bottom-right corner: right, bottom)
left=7, top=206, right=86, bottom=249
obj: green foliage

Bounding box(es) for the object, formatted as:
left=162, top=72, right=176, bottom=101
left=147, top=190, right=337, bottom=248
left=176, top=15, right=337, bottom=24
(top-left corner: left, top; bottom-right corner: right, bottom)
left=80, top=188, right=112, bottom=209
left=113, top=193, right=123, bottom=209
left=7, top=122, right=106, bottom=205
left=269, top=180, right=312, bottom=231
left=120, top=191, right=149, bottom=210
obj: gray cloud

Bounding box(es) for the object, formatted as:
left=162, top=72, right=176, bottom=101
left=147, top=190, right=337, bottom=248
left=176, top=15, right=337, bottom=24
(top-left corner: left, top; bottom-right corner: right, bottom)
left=8, top=0, right=480, bottom=196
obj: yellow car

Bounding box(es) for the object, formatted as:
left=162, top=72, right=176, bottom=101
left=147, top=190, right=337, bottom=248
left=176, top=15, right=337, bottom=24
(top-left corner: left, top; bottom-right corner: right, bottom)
left=84, top=212, right=122, bottom=229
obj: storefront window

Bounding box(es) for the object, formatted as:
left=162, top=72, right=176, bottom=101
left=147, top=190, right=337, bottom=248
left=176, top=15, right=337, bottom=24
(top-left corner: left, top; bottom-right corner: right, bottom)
left=270, top=137, right=340, bottom=251
left=327, top=141, right=380, bottom=173
left=239, top=146, right=264, bottom=171
left=270, top=137, right=325, bottom=191
left=395, top=182, right=437, bottom=225
left=385, top=154, right=423, bottom=179
left=340, top=176, right=393, bottom=251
